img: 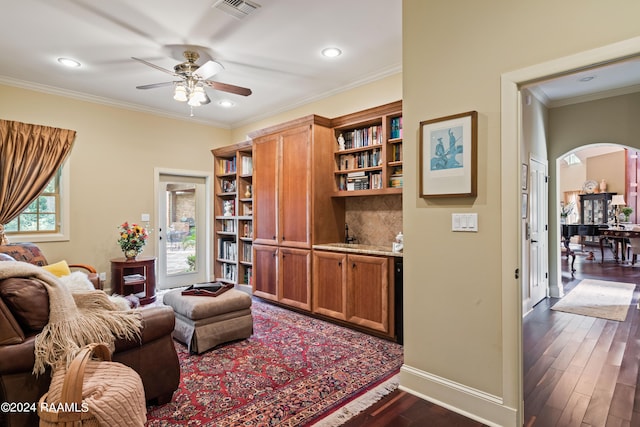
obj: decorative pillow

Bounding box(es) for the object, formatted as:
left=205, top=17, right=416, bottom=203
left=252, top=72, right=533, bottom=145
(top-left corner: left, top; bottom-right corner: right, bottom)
left=0, top=277, right=49, bottom=332
left=42, top=260, right=72, bottom=277
left=0, top=297, right=25, bottom=345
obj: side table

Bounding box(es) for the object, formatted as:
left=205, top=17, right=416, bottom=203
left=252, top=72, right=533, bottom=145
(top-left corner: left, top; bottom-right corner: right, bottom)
left=110, top=256, right=157, bottom=305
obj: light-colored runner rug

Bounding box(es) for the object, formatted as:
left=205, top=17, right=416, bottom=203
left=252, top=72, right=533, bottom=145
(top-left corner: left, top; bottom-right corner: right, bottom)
left=551, top=279, right=636, bottom=321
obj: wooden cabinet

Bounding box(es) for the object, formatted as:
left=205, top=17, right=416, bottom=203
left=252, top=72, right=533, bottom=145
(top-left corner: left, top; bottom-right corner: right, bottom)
left=110, top=257, right=156, bottom=305
left=331, top=101, right=403, bottom=196
left=252, top=244, right=311, bottom=311
left=253, top=244, right=277, bottom=301
left=580, top=192, right=615, bottom=225
left=211, top=141, right=253, bottom=290
left=279, top=247, right=311, bottom=311
left=313, top=251, right=394, bottom=338
left=250, top=115, right=343, bottom=312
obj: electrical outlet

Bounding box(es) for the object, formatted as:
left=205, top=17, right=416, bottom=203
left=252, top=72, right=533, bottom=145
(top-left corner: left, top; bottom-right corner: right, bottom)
left=99, top=272, right=106, bottom=281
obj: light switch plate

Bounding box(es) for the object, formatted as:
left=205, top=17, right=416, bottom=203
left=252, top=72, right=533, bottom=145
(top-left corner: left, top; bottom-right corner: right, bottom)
left=141, top=213, right=150, bottom=222
left=452, top=213, right=478, bottom=232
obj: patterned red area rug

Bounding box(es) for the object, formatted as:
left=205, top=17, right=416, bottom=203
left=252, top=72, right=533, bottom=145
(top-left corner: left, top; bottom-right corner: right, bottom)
left=146, top=299, right=403, bottom=426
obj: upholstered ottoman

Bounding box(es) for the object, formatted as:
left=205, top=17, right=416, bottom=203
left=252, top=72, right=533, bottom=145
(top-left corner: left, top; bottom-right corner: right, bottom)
left=163, top=289, right=253, bottom=354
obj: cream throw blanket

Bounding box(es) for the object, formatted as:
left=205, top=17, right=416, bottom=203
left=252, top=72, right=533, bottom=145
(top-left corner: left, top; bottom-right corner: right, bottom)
left=0, top=261, right=142, bottom=375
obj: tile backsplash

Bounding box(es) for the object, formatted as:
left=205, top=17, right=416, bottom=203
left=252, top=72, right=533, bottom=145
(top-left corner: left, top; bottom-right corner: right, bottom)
left=344, top=194, right=402, bottom=247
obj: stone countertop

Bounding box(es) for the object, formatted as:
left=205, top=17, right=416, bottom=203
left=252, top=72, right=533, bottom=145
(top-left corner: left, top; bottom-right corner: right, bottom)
left=313, top=243, right=403, bottom=257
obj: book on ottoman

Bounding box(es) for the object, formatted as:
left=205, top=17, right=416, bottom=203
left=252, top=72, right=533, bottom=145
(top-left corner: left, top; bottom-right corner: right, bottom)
left=181, top=282, right=234, bottom=297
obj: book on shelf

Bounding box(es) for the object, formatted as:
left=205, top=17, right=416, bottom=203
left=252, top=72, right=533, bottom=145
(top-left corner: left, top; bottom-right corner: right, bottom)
left=391, top=144, right=402, bottom=162
left=243, top=242, right=253, bottom=263
left=390, top=117, right=403, bottom=139
left=339, top=125, right=383, bottom=150
left=123, top=273, right=145, bottom=283
left=338, top=149, right=382, bottom=171
left=222, top=263, right=237, bottom=282
left=244, top=267, right=253, bottom=286
left=217, top=238, right=237, bottom=261
left=221, top=219, right=236, bottom=233
left=219, top=157, right=236, bottom=174
left=241, top=156, right=253, bottom=175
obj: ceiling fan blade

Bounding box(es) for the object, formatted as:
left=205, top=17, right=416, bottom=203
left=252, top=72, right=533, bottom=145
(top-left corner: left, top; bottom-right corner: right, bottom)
left=132, top=57, right=176, bottom=76
left=136, top=81, right=176, bottom=90
left=204, top=80, right=252, bottom=96
left=194, top=60, right=224, bottom=80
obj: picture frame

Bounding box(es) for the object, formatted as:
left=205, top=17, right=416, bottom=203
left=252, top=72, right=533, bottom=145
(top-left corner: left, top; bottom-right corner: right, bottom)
left=420, top=111, right=477, bottom=198
left=521, top=163, right=528, bottom=190
left=521, top=193, right=528, bottom=219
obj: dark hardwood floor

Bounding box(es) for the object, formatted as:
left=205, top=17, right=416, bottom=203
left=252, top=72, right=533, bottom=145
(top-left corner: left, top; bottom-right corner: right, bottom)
left=341, top=244, right=640, bottom=427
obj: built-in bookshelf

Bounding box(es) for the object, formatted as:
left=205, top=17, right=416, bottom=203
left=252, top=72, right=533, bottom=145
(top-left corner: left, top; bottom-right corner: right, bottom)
left=212, top=140, right=253, bottom=291
left=331, top=101, right=402, bottom=196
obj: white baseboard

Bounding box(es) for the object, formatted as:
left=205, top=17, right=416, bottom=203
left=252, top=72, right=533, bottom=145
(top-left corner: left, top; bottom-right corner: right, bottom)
left=399, top=365, right=519, bottom=427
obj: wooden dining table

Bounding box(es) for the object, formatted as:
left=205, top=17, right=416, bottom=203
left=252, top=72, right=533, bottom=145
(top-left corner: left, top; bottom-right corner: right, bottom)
left=599, top=227, right=640, bottom=264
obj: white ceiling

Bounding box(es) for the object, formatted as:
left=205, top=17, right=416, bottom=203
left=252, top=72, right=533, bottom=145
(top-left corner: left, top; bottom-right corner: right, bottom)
left=2, top=1, right=639, bottom=129
left=0, top=0, right=402, bottom=128
left=528, top=56, right=640, bottom=107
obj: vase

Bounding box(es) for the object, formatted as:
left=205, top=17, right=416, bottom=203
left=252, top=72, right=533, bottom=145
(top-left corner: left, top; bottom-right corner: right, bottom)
left=124, top=249, right=139, bottom=260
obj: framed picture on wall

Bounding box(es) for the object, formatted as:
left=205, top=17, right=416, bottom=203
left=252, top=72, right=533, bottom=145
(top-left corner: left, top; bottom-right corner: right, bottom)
left=419, top=111, right=478, bottom=198
left=521, top=163, right=528, bottom=190
left=522, top=193, right=528, bottom=219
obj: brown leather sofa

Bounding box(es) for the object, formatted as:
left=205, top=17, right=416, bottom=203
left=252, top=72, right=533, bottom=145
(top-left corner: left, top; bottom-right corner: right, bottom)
left=0, top=247, right=181, bottom=427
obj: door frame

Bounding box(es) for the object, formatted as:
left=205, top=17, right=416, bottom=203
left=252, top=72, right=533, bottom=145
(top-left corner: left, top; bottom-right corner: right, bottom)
left=502, top=36, right=640, bottom=426
left=153, top=167, right=213, bottom=287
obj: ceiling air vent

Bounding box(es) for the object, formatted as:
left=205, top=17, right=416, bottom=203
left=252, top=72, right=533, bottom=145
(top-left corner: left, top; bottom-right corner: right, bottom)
left=213, top=0, right=261, bottom=20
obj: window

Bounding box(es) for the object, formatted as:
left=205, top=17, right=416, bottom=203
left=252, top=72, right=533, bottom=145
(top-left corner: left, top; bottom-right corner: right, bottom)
left=5, top=162, right=70, bottom=242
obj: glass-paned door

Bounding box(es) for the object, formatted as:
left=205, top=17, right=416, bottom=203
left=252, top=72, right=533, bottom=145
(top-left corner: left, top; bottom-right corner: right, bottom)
left=157, top=173, right=207, bottom=289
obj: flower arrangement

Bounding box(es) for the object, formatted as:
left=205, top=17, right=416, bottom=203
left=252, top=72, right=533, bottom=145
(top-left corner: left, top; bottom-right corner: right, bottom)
left=117, top=222, right=148, bottom=258
left=560, top=201, right=574, bottom=218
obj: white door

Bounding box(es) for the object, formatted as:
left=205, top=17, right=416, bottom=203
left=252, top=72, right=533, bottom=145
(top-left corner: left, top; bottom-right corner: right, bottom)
left=157, top=172, right=209, bottom=289
left=527, top=158, right=548, bottom=310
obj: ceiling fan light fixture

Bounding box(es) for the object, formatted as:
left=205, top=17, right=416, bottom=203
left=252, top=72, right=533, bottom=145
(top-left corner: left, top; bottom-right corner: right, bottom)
left=187, top=94, right=202, bottom=107
left=173, top=84, right=188, bottom=102
left=192, top=85, right=208, bottom=103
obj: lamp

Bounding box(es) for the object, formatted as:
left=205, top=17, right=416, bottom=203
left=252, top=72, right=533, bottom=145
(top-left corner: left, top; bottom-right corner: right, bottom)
left=173, top=84, right=187, bottom=102
left=611, top=194, right=626, bottom=227
left=174, top=80, right=211, bottom=107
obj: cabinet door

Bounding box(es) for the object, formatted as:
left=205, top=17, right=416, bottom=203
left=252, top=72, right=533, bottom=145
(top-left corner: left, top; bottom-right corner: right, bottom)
left=347, top=254, right=389, bottom=333
left=253, top=135, right=278, bottom=245
left=279, top=247, right=311, bottom=311
left=312, top=251, right=347, bottom=320
left=279, top=125, right=311, bottom=248
left=253, top=244, right=278, bottom=301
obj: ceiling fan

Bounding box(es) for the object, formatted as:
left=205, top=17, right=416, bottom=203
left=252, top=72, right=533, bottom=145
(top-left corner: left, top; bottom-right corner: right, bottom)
left=132, top=50, right=252, bottom=108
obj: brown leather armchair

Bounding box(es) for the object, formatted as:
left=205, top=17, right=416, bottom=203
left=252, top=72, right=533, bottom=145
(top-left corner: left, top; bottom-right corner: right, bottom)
left=0, top=260, right=181, bottom=426
left=0, top=243, right=101, bottom=289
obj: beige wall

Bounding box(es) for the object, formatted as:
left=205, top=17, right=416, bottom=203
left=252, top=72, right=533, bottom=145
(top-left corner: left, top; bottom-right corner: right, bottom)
left=587, top=151, right=626, bottom=195
left=0, top=75, right=402, bottom=283
left=230, top=73, right=402, bottom=141
left=0, top=84, right=231, bottom=279
left=402, top=0, right=640, bottom=425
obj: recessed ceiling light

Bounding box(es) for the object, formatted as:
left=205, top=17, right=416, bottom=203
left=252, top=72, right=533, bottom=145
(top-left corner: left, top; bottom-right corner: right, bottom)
left=57, top=57, right=81, bottom=68
left=578, top=76, right=595, bottom=82
left=218, top=100, right=235, bottom=108
left=321, top=47, right=342, bottom=58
